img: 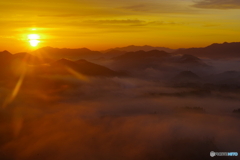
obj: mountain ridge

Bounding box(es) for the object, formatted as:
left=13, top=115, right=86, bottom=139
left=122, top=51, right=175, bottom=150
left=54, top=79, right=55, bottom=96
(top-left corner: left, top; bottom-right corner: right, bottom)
left=103, top=45, right=174, bottom=53
left=174, top=42, right=240, bottom=59
left=51, top=58, right=125, bottom=77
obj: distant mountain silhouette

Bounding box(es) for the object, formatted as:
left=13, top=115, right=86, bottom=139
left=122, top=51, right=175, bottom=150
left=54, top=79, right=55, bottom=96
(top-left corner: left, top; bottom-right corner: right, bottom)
left=0, top=50, right=12, bottom=65
left=13, top=52, right=53, bottom=65
left=105, top=45, right=174, bottom=53
left=114, top=50, right=171, bottom=61
left=0, top=50, right=13, bottom=78
left=175, top=54, right=210, bottom=68
left=32, top=47, right=103, bottom=60
left=178, top=54, right=200, bottom=63
left=206, top=70, right=240, bottom=85
left=171, top=71, right=201, bottom=86
left=0, top=50, right=13, bottom=64
left=175, top=71, right=201, bottom=80
left=0, top=50, right=125, bottom=78
left=111, top=50, right=211, bottom=74
left=111, top=50, right=173, bottom=71
left=102, top=49, right=127, bottom=58
left=0, top=51, right=40, bottom=66
left=174, top=42, right=240, bottom=59
left=51, top=58, right=123, bottom=77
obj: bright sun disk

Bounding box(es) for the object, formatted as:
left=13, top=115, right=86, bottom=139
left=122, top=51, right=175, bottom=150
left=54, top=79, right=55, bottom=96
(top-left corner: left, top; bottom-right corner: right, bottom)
left=28, top=34, right=40, bottom=47
left=29, top=39, right=40, bottom=47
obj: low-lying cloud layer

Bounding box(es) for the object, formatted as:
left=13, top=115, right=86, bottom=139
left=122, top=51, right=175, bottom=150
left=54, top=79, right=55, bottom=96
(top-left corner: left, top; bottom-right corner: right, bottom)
left=1, top=72, right=240, bottom=160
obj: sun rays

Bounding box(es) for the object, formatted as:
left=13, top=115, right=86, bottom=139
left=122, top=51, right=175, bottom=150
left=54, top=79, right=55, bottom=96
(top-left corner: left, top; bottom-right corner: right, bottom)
left=2, top=64, right=26, bottom=109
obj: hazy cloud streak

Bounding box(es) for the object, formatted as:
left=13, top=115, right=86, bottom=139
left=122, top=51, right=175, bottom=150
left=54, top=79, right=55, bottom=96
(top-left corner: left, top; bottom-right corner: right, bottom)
left=193, top=0, right=240, bottom=9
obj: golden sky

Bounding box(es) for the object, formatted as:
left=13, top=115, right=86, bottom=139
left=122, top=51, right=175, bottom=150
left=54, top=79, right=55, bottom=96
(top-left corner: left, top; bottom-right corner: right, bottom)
left=1, top=0, right=240, bottom=52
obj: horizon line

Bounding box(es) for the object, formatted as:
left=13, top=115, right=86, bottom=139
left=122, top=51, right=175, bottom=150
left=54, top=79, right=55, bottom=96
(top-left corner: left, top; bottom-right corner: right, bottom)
left=1, top=41, right=239, bottom=54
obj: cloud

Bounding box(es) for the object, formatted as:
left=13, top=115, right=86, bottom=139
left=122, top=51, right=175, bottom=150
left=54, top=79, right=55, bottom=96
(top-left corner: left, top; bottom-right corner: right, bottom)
left=38, top=14, right=81, bottom=18
left=81, top=19, right=186, bottom=28
left=1, top=63, right=240, bottom=160
left=193, top=0, right=240, bottom=9
left=119, top=2, right=197, bottom=14
left=120, top=3, right=158, bottom=12
left=1, top=92, right=240, bottom=160
left=83, top=19, right=145, bottom=25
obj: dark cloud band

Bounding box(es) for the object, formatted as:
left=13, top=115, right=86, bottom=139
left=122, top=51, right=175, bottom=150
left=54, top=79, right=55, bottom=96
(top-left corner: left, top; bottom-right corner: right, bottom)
left=193, top=0, right=240, bottom=9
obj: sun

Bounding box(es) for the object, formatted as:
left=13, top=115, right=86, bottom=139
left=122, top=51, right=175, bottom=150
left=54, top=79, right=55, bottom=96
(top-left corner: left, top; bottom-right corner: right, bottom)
left=28, top=34, right=40, bottom=47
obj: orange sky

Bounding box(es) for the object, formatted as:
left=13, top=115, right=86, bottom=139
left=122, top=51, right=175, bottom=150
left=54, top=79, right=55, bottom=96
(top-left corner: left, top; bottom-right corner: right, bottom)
left=1, top=0, right=240, bottom=53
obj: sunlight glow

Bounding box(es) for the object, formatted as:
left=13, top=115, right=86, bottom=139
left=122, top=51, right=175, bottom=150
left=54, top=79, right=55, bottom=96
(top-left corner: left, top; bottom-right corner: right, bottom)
left=28, top=34, right=40, bottom=40
left=66, top=67, right=89, bottom=82
left=28, top=34, right=40, bottom=47
left=29, top=39, right=40, bottom=47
